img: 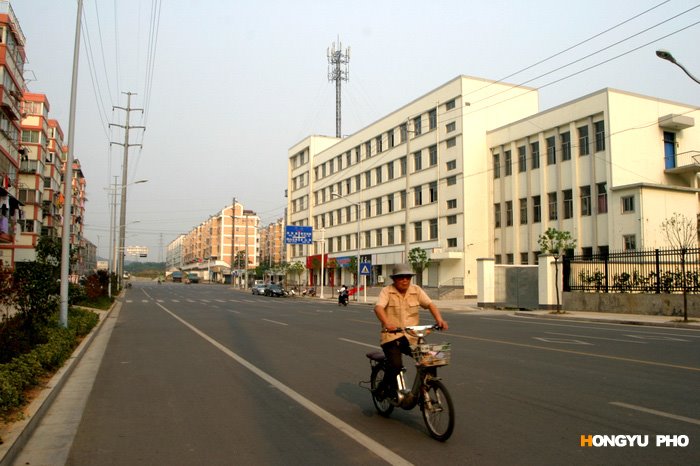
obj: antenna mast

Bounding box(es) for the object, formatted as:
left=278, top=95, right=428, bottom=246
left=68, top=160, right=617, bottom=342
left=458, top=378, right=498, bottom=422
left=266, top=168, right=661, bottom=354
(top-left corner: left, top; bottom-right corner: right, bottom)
left=327, top=37, right=350, bottom=138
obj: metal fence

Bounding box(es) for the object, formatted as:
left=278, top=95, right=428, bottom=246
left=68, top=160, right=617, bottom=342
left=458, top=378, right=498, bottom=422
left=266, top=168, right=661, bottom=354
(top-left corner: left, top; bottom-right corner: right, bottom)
left=563, top=247, right=700, bottom=294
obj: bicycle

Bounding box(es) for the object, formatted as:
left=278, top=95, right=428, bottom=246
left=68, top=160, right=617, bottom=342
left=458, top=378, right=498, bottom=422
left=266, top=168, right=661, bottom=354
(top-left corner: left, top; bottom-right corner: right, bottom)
left=364, top=324, right=454, bottom=441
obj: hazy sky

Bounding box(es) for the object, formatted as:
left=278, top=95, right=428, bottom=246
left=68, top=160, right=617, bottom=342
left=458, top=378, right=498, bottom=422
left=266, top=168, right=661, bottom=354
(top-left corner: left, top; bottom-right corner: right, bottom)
left=11, top=0, right=700, bottom=262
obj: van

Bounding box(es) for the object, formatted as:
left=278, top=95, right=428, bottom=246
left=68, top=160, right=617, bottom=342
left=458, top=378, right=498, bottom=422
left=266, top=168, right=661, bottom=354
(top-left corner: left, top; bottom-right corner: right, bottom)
left=172, top=271, right=183, bottom=282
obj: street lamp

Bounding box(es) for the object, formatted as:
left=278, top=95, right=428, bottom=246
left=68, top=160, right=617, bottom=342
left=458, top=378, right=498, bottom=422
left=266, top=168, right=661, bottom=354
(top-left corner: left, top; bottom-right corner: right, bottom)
left=332, top=192, right=363, bottom=302
left=656, top=50, right=700, bottom=85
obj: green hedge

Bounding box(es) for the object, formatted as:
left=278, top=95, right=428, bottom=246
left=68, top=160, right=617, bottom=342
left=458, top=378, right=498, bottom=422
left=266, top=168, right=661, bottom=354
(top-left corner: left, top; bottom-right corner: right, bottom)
left=0, top=307, right=99, bottom=415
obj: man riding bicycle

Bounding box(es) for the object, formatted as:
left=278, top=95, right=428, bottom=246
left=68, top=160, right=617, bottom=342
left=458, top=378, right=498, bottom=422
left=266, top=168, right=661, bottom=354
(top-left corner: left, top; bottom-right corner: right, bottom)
left=373, top=263, right=448, bottom=400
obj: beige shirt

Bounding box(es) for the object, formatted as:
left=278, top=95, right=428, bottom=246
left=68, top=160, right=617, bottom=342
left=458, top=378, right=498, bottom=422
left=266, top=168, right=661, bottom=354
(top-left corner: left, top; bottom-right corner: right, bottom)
left=375, top=283, right=433, bottom=345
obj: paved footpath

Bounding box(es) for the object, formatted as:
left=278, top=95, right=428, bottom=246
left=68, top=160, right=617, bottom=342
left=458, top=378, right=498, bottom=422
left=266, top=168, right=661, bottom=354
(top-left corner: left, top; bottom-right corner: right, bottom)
left=1, top=296, right=699, bottom=465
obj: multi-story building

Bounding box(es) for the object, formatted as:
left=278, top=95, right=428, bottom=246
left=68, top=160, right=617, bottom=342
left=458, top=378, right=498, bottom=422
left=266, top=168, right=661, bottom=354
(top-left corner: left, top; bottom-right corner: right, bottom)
left=15, top=92, right=50, bottom=262
left=0, top=0, right=26, bottom=267
left=489, top=88, right=699, bottom=262
left=43, top=119, right=64, bottom=238
left=168, top=201, right=260, bottom=284
left=259, top=218, right=285, bottom=267
left=287, top=75, right=538, bottom=294
left=286, top=75, right=700, bottom=297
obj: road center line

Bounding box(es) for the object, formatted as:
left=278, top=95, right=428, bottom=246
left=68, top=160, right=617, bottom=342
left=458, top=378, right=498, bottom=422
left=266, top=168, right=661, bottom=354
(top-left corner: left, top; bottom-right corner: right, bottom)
left=544, top=332, right=647, bottom=344
left=610, top=402, right=700, bottom=426
left=339, top=338, right=380, bottom=349
left=155, top=302, right=412, bottom=466
left=262, top=318, right=288, bottom=326
left=447, top=333, right=700, bottom=372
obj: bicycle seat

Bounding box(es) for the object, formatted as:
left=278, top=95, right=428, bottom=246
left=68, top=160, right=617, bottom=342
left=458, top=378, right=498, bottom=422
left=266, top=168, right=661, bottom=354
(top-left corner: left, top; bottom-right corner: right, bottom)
left=366, top=351, right=385, bottom=361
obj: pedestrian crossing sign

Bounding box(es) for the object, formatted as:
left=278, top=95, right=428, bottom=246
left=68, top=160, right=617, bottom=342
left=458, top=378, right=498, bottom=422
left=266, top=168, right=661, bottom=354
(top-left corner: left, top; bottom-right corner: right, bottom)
left=360, top=262, right=371, bottom=276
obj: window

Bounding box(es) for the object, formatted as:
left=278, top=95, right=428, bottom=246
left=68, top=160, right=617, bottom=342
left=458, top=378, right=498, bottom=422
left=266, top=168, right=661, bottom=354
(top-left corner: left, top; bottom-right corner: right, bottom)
left=548, top=192, right=558, bottom=220
left=446, top=159, right=456, bottom=170
left=533, top=195, right=541, bottom=223
left=578, top=125, right=589, bottom=156
left=531, top=141, right=540, bottom=169
left=446, top=122, right=456, bottom=133
left=597, top=182, right=608, bottom=214
left=518, top=146, right=526, bottom=172
left=429, top=108, right=437, bottom=130
left=581, top=247, right=593, bottom=259
left=447, top=199, right=457, bottom=209
left=413, top=116, right=422, bottom=136
left=365, top=200, right=371, bottom=217
left=375, top=197, right=383, bottom=215
left=493, top=153, right=500, bottom=178
left=561, top=132, right=571, bottom=161
left=376, top=136, right=383, bottom=153
left=429, top=144, right=438, bottom=165
left=429, top=218, right=438, bottom=239
left=563, top=189, right=573, bottom=219
left=447, top=238, right=457, bottom=248
left=506, top=254, right=514, bottom=265
left=520, top=252, right=529, bottom=265
left=400, top=190, right=406, bottom=209
left=414, top=185, right=423, bottom=206
left=375, top=167, right=383, bottom=184
left=365, top=141, right=372, bottom=158
left=414, top=222, right=423, bottom=241
left=446, top=137, right=456, bottom=149
left=365, top=171, right=372, bottom=188
left=494, top=203, right=501, bottom=228
left=505, top=201, right=513, bottom=226
left=495, top=255, right=502, bottom=264
left=580, top=185, right=591, bottom=216
left=346, top=151, right=352, bottom=167
left=364, top=231, right=371, bottom=248
left=400, top=225, right=405, bottom=243
left=505, top=150, right=512, bottom=176
left=387, top=194, right=394, bottom=212
left=519, top=198, right=527, bottom=224
left=414, top=151, right=422, bottom=171
left=429, top=181, right=438, bottom=203
left=594, top=121, right=605, bottom=151
left=447, top=215, right=457, bottom=224
left=546, top=136, right=556, bottom=165
left=387, top=161, right=394, bottom=180
left=445, top=99, right=456, bottom=110
left=623, top=234, right=636, bottom=251
left=446, top=175, right=457, bottom=186
left=388, top=227, right=394, bottom=245
left=21, top=130, right=40, bottom=143
left=621, top=195, right=635, bottom=213
left=376, top=229, right=383, bottom=246
left=664, top=131, right=676, bottom=169
left=400, top=123, right=407, bottom=143
left=399, top=156, right=407, bottom=176
left=355, top=175, right=361, bottom=192
left=388, top=130, right=395, bottom=148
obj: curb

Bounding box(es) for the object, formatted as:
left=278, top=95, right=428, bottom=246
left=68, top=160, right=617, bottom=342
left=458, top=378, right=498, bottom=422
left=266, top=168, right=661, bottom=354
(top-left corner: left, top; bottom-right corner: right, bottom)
left=0, top=301, right=118, bottom=466
left=513, top=311, right=700, bottom=329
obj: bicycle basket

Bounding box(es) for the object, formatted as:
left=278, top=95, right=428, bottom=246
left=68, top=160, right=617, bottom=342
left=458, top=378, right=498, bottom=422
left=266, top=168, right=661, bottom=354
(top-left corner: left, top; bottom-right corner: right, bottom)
left=412, top=343, right=451, bottom=367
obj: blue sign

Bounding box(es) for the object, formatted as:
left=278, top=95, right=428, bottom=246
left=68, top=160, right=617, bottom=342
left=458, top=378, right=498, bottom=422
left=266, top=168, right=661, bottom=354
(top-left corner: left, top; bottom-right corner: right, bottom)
left=360, top=262, right=371, bottom=276
left=285, top=226, right=313, bottom=245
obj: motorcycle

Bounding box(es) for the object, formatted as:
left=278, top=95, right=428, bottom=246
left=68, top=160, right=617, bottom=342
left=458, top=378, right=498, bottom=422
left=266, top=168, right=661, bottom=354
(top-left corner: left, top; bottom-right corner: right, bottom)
left=338, top=288, right=349, bottom=306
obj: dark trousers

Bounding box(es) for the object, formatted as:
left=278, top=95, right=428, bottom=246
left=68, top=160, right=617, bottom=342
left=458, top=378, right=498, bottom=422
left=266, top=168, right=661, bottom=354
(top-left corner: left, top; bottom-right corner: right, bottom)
left=381, top=336, right=412, bottom=390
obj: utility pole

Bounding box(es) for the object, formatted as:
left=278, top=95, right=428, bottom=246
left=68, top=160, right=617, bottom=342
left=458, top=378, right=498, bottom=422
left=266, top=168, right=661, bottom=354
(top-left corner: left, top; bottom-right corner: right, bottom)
left=59, top=0, right=83, bottom=328
left=110, top=92, right=144, bottom=290
left=327, top=37, right=350, bottom=138
left=230, top=197, right=237, bottom=286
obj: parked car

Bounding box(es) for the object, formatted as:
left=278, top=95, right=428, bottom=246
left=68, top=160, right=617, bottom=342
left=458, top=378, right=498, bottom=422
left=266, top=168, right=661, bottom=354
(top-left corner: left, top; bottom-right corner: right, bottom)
left=186, top=273, right=200, bottom=284
left=172, top=271, right=183, bottom=282
left=264, top=283, right=286, bottom=297
left=252, top=283, right=268, bottom=295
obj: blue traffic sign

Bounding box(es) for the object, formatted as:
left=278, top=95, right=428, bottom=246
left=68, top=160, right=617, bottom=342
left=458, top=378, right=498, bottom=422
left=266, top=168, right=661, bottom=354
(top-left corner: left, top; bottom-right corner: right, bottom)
left=285, top=226, right=313, bottom=245
left=360, top=262, right=371, bottom=276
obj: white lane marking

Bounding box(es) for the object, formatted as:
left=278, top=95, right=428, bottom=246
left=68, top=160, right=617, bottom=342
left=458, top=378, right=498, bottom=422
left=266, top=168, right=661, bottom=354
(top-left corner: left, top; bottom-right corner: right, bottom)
left=533, top=337, right=591, bottom=345
left=545, top=332, right=646, bottom=344
left=227, top=310, right=240, bottom=314
left=201, top=299, right=211, bottom=303
left=625, top=334, right=689, bottom=342
left=186, top=299, right=195, bottom=303
left=339, top=338, right=380, bottom=350
left=172, top=299, right=180, bottom=303
left=610, top=402, right=700, bottom=426
left=215, top=299, right=226, bottom=303
left=155, top=302, right=412, bottom=466
left=262, top=319, right=288, bottom=326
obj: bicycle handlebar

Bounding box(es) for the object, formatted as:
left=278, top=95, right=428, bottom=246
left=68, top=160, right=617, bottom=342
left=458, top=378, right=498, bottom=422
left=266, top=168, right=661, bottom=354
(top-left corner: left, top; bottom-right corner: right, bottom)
left=383, top=324, right=444, bottom=334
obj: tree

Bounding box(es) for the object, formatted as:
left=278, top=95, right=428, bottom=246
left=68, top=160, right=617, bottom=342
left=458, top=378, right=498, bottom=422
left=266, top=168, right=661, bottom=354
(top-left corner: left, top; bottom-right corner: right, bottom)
left=537, top=228, right=576, bottom=313
left=408, top=247, right=429, bottom=286
left=660, top=212, right=698, bottom=249
left=287, top=261, right=306, bottom=286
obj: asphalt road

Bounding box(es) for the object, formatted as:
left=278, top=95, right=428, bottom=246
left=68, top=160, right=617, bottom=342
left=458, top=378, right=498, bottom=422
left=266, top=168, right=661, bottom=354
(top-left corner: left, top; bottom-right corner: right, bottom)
left=17, top=282, right=700, bottom=465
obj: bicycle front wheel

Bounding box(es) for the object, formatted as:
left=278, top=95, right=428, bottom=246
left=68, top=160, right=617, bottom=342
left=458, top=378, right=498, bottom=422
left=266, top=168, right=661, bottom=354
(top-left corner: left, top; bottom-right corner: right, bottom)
left=370, top=365, right=394, bottom=417
left=421, top=379, right=454, bottom=441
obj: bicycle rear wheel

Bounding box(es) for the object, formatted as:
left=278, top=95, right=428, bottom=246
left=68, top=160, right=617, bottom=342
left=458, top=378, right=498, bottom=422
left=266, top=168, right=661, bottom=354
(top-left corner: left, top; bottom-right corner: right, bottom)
left=421, top=379, right=454, bottom=441
left=370, top=365, right=394, bottom=417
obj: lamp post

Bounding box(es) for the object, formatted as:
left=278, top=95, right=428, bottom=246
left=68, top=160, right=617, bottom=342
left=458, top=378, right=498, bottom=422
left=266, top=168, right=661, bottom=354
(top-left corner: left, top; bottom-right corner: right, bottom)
left=656, top=50, right=700, bottom=85
left=332, top=193, right=363, bottom=302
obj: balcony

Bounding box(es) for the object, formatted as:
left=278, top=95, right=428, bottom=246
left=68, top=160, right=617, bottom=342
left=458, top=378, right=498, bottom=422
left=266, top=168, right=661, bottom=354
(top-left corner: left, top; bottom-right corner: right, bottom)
left=664, top=151, right=700, bottom=175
